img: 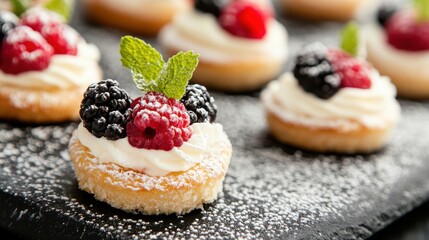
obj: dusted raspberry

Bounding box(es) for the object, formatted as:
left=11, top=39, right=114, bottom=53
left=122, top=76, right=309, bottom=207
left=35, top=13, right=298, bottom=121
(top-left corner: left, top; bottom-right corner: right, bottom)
left=0, top=26, right=53, bottom=74
left=80, top=79, right=132, bottom=140
left=0, top=11, right=18, bottom=43
left=42, top=24, right=79, bottom=55
left=180, top=84, right=217, bottom=124
left=386, top=11, right=429, bottom=51
left=21, top=7, right=63, bottom=33
left=219, top=1, right=267, bottom=39
left=127, top=92, right=192, bottom=151
left=293, top=42, right=341, bottom=99
left=327, top=49, right=372, bottom=89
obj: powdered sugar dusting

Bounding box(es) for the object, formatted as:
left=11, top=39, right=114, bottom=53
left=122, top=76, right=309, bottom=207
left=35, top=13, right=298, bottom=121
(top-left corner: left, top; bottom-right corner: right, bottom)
left=1, top=99, right=429, bottom=239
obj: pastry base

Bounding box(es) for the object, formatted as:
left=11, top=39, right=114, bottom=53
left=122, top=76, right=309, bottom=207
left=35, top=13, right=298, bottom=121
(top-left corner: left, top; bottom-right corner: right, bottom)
left=0, top=85, right=87, bottom=123
left=68, top=132, right=232, bottom=215
left=85, top=0, right=188, bottom=36
left=165, top=48, right=284, bottom=92
left=266, top=111, right=394, bottom=154
left=280, top=0, right=361, bottom=21
left=367, top=46, right=429, bottom=99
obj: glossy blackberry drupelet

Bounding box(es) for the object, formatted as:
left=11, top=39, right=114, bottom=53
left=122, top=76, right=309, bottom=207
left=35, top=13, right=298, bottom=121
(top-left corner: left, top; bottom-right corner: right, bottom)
left=195, top=0, right=226, bottom=18
left=293, top=42, right=341, bottom=99
left=377, top=4, right=398, bottom=27
left=80, top=79, right=132, bottom=140
left=0, top=11, right=18, bottom=43
left=181, top=84, right=217, bottom=124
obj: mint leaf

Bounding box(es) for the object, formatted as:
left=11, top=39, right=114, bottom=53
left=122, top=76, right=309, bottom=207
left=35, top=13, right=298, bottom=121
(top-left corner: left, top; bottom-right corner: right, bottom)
left=158, top=51, right=199, bottom=99
left=340, top=22, right=359, bottom=57
left=414, top=0, right=429, bottom=21
left=120, top=36, right=164, bottom=93
left=44, top=0, right=73, bottom=21
left=11, top=0, right=30, bottom=16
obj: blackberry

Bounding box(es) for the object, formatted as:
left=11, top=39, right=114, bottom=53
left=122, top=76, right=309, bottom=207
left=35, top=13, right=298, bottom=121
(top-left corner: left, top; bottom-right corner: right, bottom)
left=195, top=0, right=227, bottom=18
left=180, top=84, right=217, bottom=124
left=0, top=11, right=18, bottom=43
left=293, top=42, right=341, bottom=99
left=80, top=79, right=132, bottom=140
left=377, top=4, right=397, bottom=27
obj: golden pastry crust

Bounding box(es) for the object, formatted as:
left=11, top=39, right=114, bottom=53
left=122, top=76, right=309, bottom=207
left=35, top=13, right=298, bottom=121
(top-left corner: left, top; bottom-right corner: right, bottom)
left=68, top=131, right=232, bottom=215
left=164, top=48, right=284, bottom=92
left=266, top=111, right=395, bottom=154
left=84, top=0, right=190, bottom=36
left=280, top=0, right=362, bottom=21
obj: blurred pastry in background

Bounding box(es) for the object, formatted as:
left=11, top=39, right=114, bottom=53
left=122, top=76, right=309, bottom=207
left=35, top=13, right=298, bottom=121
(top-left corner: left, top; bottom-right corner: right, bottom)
left=0, top=7, right=102, bottom=123
left=159, top=0, right=288, bottom=92
left=366, top=2, right=429, bottom=98
left=280, top=0, right=380, bottom=21
left=84, top=0, right=191, bottom=36
left=261, top=23, right=400, bottom=153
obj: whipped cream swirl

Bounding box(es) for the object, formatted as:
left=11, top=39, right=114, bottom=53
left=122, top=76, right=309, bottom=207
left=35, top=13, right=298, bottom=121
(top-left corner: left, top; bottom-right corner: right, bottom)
left=261, top=72, right=400, bottom=130
left=101, top=0, right=190, bottom=17
left=0, top=41, right=101, bottom=90
left=77, top=122, right=225, bottom=177
left=159, top=10, right=288, bottom=62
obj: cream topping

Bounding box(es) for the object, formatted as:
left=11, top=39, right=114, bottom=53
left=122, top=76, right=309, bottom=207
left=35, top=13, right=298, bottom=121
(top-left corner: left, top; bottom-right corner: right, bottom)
left=0, top=41, right=101, bottom=90
left=261, top=72, right=400, bottom=130
left=159, top=10, right=288, bottom=62
left=77, top=122, right=225, bottom=177
left=366, top=23, right=429, bottom=80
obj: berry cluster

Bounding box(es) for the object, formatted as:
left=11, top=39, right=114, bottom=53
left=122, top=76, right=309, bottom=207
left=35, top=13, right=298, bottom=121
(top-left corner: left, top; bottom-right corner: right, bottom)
left=195, top=0, right=269, bottom=39
left=0, top=8, right=80, bottom=74
left=376, top=4, right=429, bottom=51
left=80, top=80, right=132, bottom=140
left=293, top=43, right=371, bottom=99
left=81, top=82, right=218, bottom=151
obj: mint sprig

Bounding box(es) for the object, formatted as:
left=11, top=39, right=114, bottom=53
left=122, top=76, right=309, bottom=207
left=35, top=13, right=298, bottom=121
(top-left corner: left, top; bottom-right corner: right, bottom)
left=340, top=22, right=359, bottom=57
left=120, top=36, right=199, bottom=100
left=44, top=0, right=73, bottom=21
left=414, top=0, right=429, bottom=21
left=11, top=0, right=30, bottom=16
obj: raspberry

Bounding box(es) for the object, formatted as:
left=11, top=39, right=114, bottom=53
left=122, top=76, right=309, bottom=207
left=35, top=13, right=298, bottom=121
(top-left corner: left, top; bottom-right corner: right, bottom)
left=0, top=11, right=18, bottom=43
left=195, top=0, right=227, bottom=18
left=293, top=42, right=341, bottom=99
left=41, top=24, right=79, bottom=55
left=219, top=1, right=267, bottom=39
left=180, top=84, right=217, bottom=124
left=21, top=7, right=63, bottom=33
left=386, top=11, right=429, bottom=51
left=127, top=92, right=192, bottom=151
left=327, top=49, right=372, bottom=89
left=80, top=79, right=132, bottom=140
left=0, top=26, right=53, bottom=74
left=376, top=4, right=397, bottom=27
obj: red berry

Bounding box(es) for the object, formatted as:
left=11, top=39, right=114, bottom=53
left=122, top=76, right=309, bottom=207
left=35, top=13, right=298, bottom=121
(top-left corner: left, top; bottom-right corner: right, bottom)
left=219, top=1, right=267, bottom=39
left=327, top=49, right=372, bottom=89
left=386, top=11, right=429, bottom=51
left=42, top=24, right=79, bottom=55
left=21, top=7, right=63, bottom=33
left=127, top=92, right=192, bottom=151
left=0, top=26, right=53, bottom=75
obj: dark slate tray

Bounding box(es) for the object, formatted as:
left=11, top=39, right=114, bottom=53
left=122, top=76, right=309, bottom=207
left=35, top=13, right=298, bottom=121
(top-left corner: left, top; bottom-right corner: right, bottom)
left=1, top=1, right=429, bottom=240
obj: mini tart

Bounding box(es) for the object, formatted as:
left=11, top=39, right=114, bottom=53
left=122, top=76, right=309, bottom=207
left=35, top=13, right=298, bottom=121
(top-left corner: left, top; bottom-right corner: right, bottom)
left=159, top=3, right=288, bottom=92
left=0, top=84, right=97, bottom=123
left=69, top=128, right=232, bottom=215
left=280, top=0, right=376, bottom=21
left=366, top=25, right=429, bottom=99
left=84, top=0, right=191, bottom=36
left=261, top=73, right=400, bottom=154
